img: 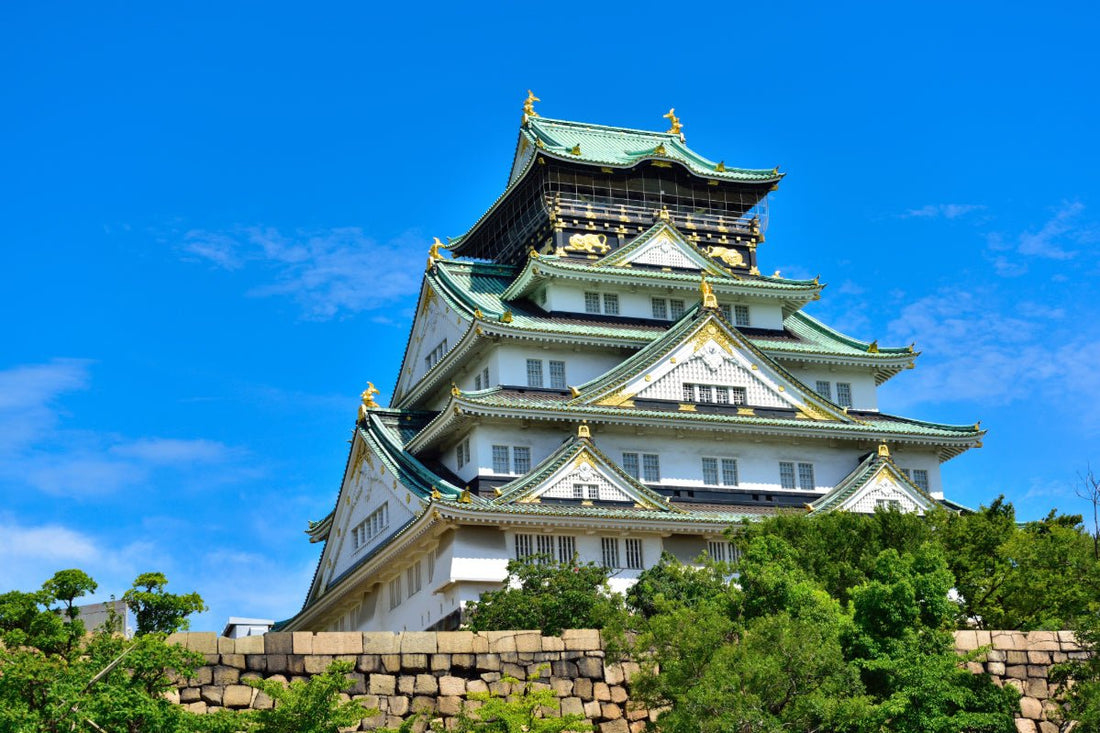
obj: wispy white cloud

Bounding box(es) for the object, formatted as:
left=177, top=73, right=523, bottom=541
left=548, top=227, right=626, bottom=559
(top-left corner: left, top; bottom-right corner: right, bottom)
left=986, top=201, right=1097, bottom=276
left=0, top=359, right=92, bottom=455
left=110, top=438, right=235, bottom=464
left=181, top=226, right=423, bottom=320
left=902, top=203, right=986, bottom=220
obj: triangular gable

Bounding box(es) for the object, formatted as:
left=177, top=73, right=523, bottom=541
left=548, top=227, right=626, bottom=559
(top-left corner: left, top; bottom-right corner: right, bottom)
left=574, top=309, right=851, bottom=423
left=596, top=222, right=730, bottom=275
left=494, top=432, right=672, bottom=511
left=809, top=448, right=936, bottom=515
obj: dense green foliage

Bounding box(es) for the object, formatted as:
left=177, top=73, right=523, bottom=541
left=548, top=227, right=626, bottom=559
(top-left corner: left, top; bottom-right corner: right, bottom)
left=465, top=555, right=623, bottom=636
left=1050, top=614, right=1100, bottom=731
left=246, top=660, right=372, bottom=733
left=123, top=571, right=208, bottom=636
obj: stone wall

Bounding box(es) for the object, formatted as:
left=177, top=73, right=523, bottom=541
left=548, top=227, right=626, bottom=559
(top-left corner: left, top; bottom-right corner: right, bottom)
left=166, top=629, right=1087, bottom=732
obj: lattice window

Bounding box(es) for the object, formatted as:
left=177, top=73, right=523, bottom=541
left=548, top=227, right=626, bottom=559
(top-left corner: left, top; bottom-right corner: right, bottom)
left=836, top=382, right=852, bottom=407
left=779, top=461, right=796, bottom=489
left=353, top=503, right=390, bottom=550
left=798, top=463, right=815, bottom=490
left=702, top=457, right=719, bottom=485
left=651, top=298, right=668, bottom=319
left=631, top=239, right=698, bottom=269
left=669, top=299, right=685, bottom=318
left=642, top=454, right=661, bottom=482
left=722, top=459, right=739, bottom=486
left=518, top=533, right=576, bottom=563
left=731, top=387, right=747, bottom=405
left=734, top=305, right=750, bottom=327
left=601, top=537, right=620, bottom=568
left=526, top=359, right=543, bottom=387
left=549, top=360, right=566, bottom=389
left=719, top=304, right=732, bottom=322
left=622, top=452, right=639, bottom=478
left=424, top=339, right=448, bottom=371
left=513, top=447, right=531, bottom=474
left=912, top=469, right=929, bottom=491
left=515, top=533, right=533, bottom=559
left=492, top=445, right=510, bottom=474
left=584, top=292, right=601, bottom=313
left=482, top=367, right=490, bottom=387
left=624, top=538, right=643, bottom=569
left=474, top=373, right=482, bottom=390
left=815, top=380, right=832, bottom=400
left=638, top=359, right=785, bottom=408
left=603, top=293, right=620, bottom=315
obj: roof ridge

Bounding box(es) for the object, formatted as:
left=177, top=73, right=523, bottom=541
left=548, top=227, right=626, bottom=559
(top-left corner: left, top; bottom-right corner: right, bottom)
left=529, top=116, right=678, bottom=139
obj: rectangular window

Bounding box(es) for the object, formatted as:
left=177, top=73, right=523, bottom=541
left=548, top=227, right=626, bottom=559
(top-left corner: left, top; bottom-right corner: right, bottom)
left=836, top=382, right=852, bottom=407
left=603, top=293, right=620, bottom=315
left=730, top=386, right=747, bottom=405
left=515, top=533, right=533, bottom=560
left=734, top=305, right=750, bottom=327
left=492, top=445, right=510, bottom=474
left=584, top=292, right=601, bottom=313
left=702, top=457, right=719, bottom=485
left=682, top=384, right=695, bottom=402
left=715, top=386, right=729, bottom=404
left=719, top=304, right=732, bottom=322
left=526, top=359, right=543, bottom=387
left=388, top=577, right=402, bottom=610
left=722, top=459, right=739, bottom=486
left=406, top=562, right=422, bottom=596
left=669, top=299, right=685, bottom=319
left=573, top=483, right=599, bottom=500
left=624, top=538, right=643, bottom=569
left=912, top=469, right=929, bottom=491
left=353, top=503, right=390, bottom=549
left=779, top=461, right=796, bottom=490
left=642, top=454, right=661, bottom=482
left=601, top=537, right=620, bottom=569
left=697, top=384, right=714, bottom=403
left=798, top=462, right=815, bottom=490
left=512, top=446, right=531, bottom=474
left=456, top=438, right=469, bottom=468
left=427, top=551, right=436, bottom=583
left=557, top=536, right=575, bottom=563
left=482, top=367, right=490, bottom=388
left=424, top=339, right=449, bottom=371
left=651, top=298, right=668, bottom=319
left=708, top=541, right=741, bottom=564
left=815, top=380, right=832, bottom=400
left=536, top=535, right=555, bottom=558
left=474, top=374, right=482, bottom=390
left=549, top=360, right=566, bottom=389
left=622, top=452, right=639, bottom=479
left=516, top=533, right=574, bottom=563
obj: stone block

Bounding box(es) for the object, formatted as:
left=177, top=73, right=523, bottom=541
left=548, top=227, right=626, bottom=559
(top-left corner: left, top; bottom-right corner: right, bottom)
left=1019, top=696, right=1043, bottom=720
left=552, top=660, right=578, bottom=678
left=264, top=632, right=293, bottom=655
left=1008, top=651, right=1028, bottom=665
left=603, top=702, right=623, bottom=720
left=369, top=674, right=396, bottom=695
left=1027, top=651, right=1051, bottom=665
left=542, top=635, right=565, bottom=652
left=987, top=649, right=1007, bottom=662
left=414, top=674, right=438, bottom=694
left=314, top=632, right=363, bottom=655
left=562, top=629, right=601, bottom=651
left=452, top=653, right=475, bottom=669
left=266, top=654, right=289, bottom=673
left=489, top=679, right=510, bottom=697
left=200, top=685, right=223, bottom=706
left=604, top=663, right=625, bottom=685
left=438, top=676, right=465, bottom=696
left=212, top=665, right=240, bottom=685
left=400, top=631, right=438, bottom=655
left=437, top=630, right=475, bottom=653
left=622, top=661, right=641, bottom=682
left=430, top=653, right=452, bottom=672
left=217, top=636, right=236, bottom=654
left=561, top=696, right=585, bottom=717
left=993, top=631, right=1028, bottom=651
left=1028, top=666, right=1048, bottom=680
left=955, top=630, right=979, bottom=651
left=233, top=634, right=264, bottom=654
left=204, top=653, right=220, bottom=666
left=626, top=701, right=648, bottom=721
left=363, top=632, right=400, bottom=655
left=411, top=695, right=436, bottom=713
left=584, top=700, right=603, bottom=718
left=600, top=719, right=629, bottom=733
left=988, top=661, right=1006, bottom=676
left=389, top=695, right=411, bottom=716
left=398, top=675, right=415, bottom=695
left=1025, top=678, right=1048, bottom=699
left=610, top=685, right=628, bottom=704
left=967, top=662, right=985, bottom=674
left=292, top=631, right=313, bottom=655
left=1005, top=679, right=1025, bottom=694
left=1014, top=719, right=1036, bottom=733
left=180, top=686, right=200, bottom=703
left=975, top=630, right=992, bottom=647
left=439, top=695, right=464, bottom=716
left=467, top=679, right=489, bottom=694
left=184, top=632, right=218, bottom=654
left=1027, top=631, right=1060, bottom=651
left=402, top=653, right=429, bottom=672
left=303, top=654, right=335, bottom=675
left=486, top=630, right=517, bottom=653
left=245, top=654, right=266, bottom=672
left=471, top=634, right=490, bottom=653
left=253, top=690, right=274, bottom=710
left=630, top=722, right=647, bottom=733
left=477, top=653, right=501, bottom=671
left=357, top=654, right=380, bottom=673
left=1058, top=631, right=1080, bottom=648
left=594, top=682, right=611, bottom=701
left=222, top=653, right=246, bottom=669
left=1006, top=665, right=1028, bottom=680
left=222, top=684, right=253, bottom=709
left=193, top=666, right=213, bottom=686
left=574, top=677, right=593, bottom=700
left=502, top=662, right=526, bottom=680
left=1039, top=723, right=1060, bottom=733
left=184, top=701, right=207, bottom=714
left=577, top=656, right=604, bottom=679
left=480, top=672, right=501, bottom=683
left=550, top=676, right=573, bottom=696
left=515, top=631, right=542, bottom=653
left=381, top=654, right=402, bottom=672
left=500, top=651, right=520, bottom=664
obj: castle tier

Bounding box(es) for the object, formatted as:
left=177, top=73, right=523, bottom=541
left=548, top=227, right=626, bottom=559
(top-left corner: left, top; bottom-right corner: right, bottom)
left=285, top=104, right=981, bottom=632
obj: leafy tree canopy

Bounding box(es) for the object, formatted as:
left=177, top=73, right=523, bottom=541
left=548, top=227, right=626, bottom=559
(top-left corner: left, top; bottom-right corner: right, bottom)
left=123, top=571, right=208, bottom=636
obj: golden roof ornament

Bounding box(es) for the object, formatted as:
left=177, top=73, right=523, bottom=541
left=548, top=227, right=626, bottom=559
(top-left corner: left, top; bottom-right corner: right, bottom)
left=460, top=487, right=473, bottom=503
left=426, top=237, right=445, bottom=270
left=499, top=310, right=513, bottom=323
left=652, top=143, right=667, bottom=156
left=877, top=443, right=891, bottom=458
left=451, top=383, right=461, bottom=397
left=663, top=108, right=683, bottom=135
left=700, top=274, right=718, bottom=309
left=715, top=161, right=727, bottom=172
left=358, top=382, right=380, bottom=420
left=430, top=487, right=442, bottom=500
left=473, top=307, right=484, bottom=319
left=523, top=90, right=540, bottom=118
left=867, top=340, right=880, bottom=354
left=577, top=421, right=591, bottom=439
left=570, top=144, right=581, bottom=155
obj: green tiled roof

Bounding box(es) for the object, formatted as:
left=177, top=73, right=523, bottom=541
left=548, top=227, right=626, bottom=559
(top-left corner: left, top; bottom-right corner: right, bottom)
left=808, top=450, right=936, bottom=514
left=523, top=117, right=782, bottom=183
left=362, top=411, right=463, bottom=499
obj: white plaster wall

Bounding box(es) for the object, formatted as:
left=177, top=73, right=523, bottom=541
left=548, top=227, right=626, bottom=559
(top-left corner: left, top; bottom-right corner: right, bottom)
left=888, top=448, right=944, bottom=498
left=779, top=365, right=879, bottom=411
left=493, top=343, right=624, bottom=387
left=402, top=291, right=468, bottom=397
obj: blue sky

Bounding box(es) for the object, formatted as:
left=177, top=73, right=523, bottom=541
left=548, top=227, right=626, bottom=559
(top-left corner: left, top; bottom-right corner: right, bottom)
left=3, top=2, right=1098, bottom=630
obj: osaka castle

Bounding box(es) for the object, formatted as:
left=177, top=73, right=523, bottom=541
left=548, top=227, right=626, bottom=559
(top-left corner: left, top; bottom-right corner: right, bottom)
left=284, top=97, right=981, bottom=632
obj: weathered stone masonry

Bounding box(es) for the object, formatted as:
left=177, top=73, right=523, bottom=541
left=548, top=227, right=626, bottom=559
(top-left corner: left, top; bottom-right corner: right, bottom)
left=167, top=629, right=1086, bottom=732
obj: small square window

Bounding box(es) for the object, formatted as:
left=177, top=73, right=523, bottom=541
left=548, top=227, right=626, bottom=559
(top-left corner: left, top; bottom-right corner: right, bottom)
left=603, top=293, right=620, bottom=315
left=836, top=382, right=852, bottom=407
left=669, top=299, right=685, bottom=318
left=526, top=359, right=544, bottom=387
left=651, top=298, right=668, bottom=319
left=734, top=305, right=750, bottom=327
left=815, top=381, right=832, bottom=400
left=584, top=292, right=601, bottom=313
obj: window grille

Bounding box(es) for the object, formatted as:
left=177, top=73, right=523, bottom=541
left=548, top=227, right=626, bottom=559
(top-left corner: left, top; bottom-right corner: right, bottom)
left=779, top=461, right=796, bottom=489
left=682, top=384, right=694, bottom=402
left=427, top=551, right=436, bottom=583
left=482, top=367, right=490, bottom=387
left=734, top=305, right=750, bottom=327
left=536, top=534, right=555, bottom=558
left=836, top=382, right=852, bottom=407
left=697, top=384, right=714, bottom=403
left=798, top=463, right=815, bottom=490
left=526, top=359, right=543, bottom=387
left=513, top=447, right=531, bottom=474
left=406, top=562, right=422, bottom=596
left=715, top=387, right=729, bottom=404
left=388, top=577, right=402, bottom=610
left=912, top=469, right=929, bottom=491
left=624, top=538, right=643, bottom=569
left=719, top=304, right=732, bottom=322
left=622, top=453, right=640, bottom=478
left=731, top=387, right=747, bottom=405
left=557, top=536, right=575, bottom=563
left=651, top=298, right=668, bottom=319
left=549, top=360, right=566, bottom=389
left=456, top=438, right=469, bottom=468
left=353, top=503, right=390, bottom=549
left=708, top=541, right=741, bottom=564
left=601, top=537, right=620, bottom=568
left=584, top=292, right=601, bottom=313
left=642, top=454, right=661, bottom=482
left=702, top=457, right=719, bottom=485
left=474, top=374, right=482, bottom=390
left=669, top=299, right=685, bottom=318
left=515, top=533, right=533, bottom=559
left=573, top=483, right=599, bottom=501
left=815, top=380, right=832, bottom=400
left=722, top=459, right=739, bottom=486
left=603, top=293, right=620, bottom=315
left=492, top=445, right=510, bottom=474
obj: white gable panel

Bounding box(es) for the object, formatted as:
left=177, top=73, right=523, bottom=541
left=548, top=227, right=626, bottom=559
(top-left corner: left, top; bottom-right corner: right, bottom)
left=634, top=345, right=790, bottom=408
left=841, top=469, right=929, bottom=515
left=626, top=232, right=701, bottom=270
left=540, top=457, right=632, bottom=502
left=395, top=284, right=467, bottom=400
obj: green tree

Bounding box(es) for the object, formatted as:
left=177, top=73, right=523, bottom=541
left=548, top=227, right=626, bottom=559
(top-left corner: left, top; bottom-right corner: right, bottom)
left=246, top=660, right=371, bottom=733
left=1050, top=611, right=1100, bottom=730
left=625, top=552, right=730, bottom=618
left=122, top=572, right=207, bottom=635
left=466, top=555, right=624, bottom=636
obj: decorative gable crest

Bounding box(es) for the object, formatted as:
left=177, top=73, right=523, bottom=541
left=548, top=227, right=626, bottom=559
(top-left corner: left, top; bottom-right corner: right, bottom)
left=596, top=222, right=729, bottom=275
left=494, top=433, right=671, bottom=510
left=809, top=449, right=936, bottom=515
